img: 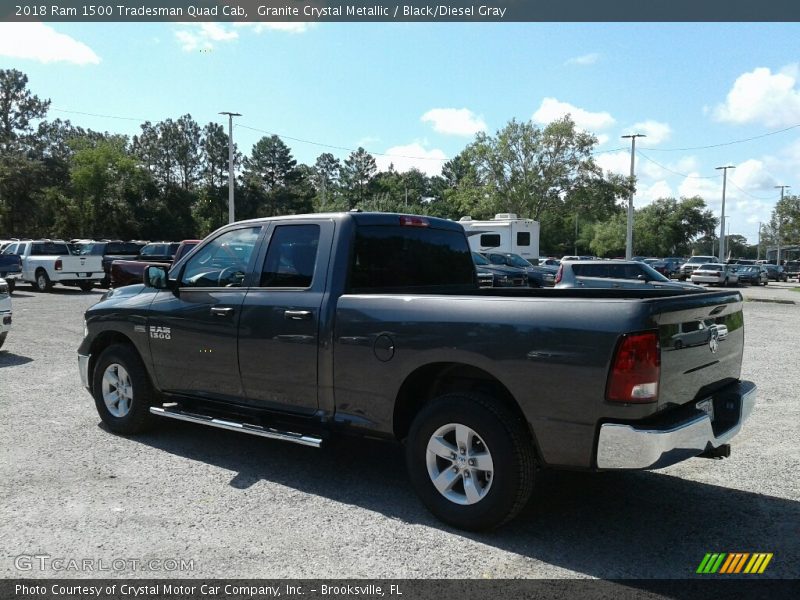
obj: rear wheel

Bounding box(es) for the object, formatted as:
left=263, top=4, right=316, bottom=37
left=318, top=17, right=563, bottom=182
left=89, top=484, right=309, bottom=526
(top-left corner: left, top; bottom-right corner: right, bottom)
left=0, top=331, right=6, bottom=350
left=406, top=393, right=535, bottom=531
left=6, top=279, right=14, bottom=293
left=32, top=269, right=52, bottom=292
left=92, top=344, right=156, bottom=435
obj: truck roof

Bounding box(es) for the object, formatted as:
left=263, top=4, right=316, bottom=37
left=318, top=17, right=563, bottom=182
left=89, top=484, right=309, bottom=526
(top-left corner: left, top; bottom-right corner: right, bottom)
left=236, top=211, right=466, bottom=233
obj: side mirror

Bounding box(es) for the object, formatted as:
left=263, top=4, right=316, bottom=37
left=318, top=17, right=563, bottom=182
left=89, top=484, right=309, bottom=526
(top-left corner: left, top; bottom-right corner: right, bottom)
left=144, top=265, right=169, bottom=290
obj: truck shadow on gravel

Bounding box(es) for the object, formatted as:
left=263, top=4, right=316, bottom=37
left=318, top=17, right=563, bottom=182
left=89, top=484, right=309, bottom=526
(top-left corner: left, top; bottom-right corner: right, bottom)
left=0, top=352, right=33, bottom=367
left=127, top=421, right=798, bottom=579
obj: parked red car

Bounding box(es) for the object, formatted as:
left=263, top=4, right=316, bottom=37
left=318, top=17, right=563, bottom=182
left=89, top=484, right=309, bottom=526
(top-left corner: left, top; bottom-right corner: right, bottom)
left=110, top=240, right=200, bottom=287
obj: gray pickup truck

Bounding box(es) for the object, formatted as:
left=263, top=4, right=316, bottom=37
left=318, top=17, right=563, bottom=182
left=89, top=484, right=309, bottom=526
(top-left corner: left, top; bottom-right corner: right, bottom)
left=78, top=212, right=756, bottom=530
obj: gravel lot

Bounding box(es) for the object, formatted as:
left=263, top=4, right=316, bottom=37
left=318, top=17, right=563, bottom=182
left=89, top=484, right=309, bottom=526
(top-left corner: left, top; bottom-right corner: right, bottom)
left=1, top=283, right=798, bottom=580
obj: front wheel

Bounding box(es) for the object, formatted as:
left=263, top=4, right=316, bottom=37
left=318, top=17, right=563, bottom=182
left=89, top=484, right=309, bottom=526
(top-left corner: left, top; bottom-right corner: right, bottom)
left=0, top=331, right=6, bottom=350
left=406, top=393, right=535, bottom=531
left=5, top=279, right=14, bottom=293
left=92, top=344, right=156, bottom=435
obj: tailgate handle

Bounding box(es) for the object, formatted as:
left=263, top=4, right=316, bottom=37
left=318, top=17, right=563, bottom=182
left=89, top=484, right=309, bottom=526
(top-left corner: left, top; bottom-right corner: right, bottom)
left=284, top=310, right=312, bottom=320
left=710, top=305, right=727, bottom=315
left=210, top=307, right=234, bottom=317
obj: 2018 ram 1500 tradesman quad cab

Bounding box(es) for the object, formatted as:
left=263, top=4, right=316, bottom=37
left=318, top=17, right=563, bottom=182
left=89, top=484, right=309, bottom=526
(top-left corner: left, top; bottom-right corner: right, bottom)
left=78, top=213, right=756, bottom=530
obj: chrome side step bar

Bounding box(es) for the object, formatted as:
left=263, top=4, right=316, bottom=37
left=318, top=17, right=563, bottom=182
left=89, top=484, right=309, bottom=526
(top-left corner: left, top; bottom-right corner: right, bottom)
left=150, top=406, right=323, bottom=448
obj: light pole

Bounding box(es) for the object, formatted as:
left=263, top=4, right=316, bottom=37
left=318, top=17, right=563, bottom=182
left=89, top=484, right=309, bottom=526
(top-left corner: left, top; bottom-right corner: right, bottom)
left=219, top=111, right=242, bottom=224
left=715, top=165, right=735, bottom=262
left=622, top=134, right=646, bottom=260
left=775, top=185, right=790, bottom=265
left=574, top=214, right=578, bottom=256
left=757, top=221, right=761, bottom=260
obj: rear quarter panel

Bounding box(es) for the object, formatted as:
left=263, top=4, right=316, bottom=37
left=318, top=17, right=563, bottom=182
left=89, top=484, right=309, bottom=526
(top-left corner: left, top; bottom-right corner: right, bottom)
left=333, top=294, right=647, bottom=468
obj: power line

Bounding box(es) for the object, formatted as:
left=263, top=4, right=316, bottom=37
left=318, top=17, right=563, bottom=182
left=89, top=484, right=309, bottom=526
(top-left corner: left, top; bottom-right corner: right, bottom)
left=727, top=180, right=778, bottom=201
left=237, top=123, right=449, bottom=162
left=640, top=123, right=800, bottom=152
left=50, top=107, right=147, bottom=122
left=636, top=151, right=722, bottom=179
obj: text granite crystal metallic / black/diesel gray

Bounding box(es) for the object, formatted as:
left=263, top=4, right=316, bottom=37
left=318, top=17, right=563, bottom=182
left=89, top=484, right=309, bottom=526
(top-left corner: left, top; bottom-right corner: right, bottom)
left=77, top=212, right=757, bottom=530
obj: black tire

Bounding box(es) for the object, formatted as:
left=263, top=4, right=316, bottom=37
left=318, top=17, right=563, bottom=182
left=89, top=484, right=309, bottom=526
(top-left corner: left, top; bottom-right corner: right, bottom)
left=78, top=282, right=94, bottom=292
left=0, top=331, right=6, bottom=350
left=32, top=269, right=52, bottom=292
left=92, top=343, right=156, bottom=435
left=405, top=392, right=535, bottom=531
left=6, top=279, right=14, bottom=294
left=674, top=340, right=684, bottom=350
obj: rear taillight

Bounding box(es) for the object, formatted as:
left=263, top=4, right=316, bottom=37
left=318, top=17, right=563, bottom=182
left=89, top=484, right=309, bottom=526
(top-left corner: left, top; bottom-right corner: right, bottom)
left=55, top=259, right=63, bottom=271
left=606, top=331, right=660, bottom=403
left=555, top=265, right=563, bottom=284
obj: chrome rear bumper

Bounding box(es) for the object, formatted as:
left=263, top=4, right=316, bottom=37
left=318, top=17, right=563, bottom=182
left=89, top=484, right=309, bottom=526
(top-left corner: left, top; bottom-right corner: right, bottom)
left=596, top=381, right=756, bottom=469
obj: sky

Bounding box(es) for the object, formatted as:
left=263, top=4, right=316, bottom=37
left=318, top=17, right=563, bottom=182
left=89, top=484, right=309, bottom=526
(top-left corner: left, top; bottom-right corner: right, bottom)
left=2, top=20, right=800, bottom=244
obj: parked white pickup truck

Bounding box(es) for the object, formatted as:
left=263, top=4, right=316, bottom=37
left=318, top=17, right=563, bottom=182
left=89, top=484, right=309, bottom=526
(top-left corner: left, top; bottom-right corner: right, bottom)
left=16, top=240, right=103, bottom=292
left=0, top=277, right=11, bottom=349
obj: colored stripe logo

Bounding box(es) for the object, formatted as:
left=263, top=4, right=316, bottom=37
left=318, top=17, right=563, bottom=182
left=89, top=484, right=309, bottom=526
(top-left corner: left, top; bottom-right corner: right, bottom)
left=697, top=552, right=773, bottom=574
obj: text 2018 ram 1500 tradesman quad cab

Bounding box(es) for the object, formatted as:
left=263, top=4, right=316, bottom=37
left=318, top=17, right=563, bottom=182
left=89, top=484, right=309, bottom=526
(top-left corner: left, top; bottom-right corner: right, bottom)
left=78, top=212, right=756, bottom=530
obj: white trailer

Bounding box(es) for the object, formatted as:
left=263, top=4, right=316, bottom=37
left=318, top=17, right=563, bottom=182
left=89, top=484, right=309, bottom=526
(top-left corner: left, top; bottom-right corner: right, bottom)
left=459, top=213, right=540, bottom=260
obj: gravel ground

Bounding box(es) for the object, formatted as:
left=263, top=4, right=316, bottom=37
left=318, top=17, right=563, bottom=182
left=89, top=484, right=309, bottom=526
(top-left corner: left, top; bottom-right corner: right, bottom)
left=0, top=283, right=798, bottom=580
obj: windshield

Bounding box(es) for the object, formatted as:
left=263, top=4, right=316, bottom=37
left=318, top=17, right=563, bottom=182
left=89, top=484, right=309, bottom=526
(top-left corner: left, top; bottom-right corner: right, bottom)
left=506, top=254, right=531, bottom=268
left=688, top=256, right=714, bottom=264
left=472, top=252, right=490, bottom=266
left=699, top=264, right=722, bottom=271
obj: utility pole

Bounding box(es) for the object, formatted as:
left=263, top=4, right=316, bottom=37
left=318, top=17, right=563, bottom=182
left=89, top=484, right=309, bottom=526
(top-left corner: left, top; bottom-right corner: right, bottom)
left=715, top=165, right=735, bottom=262
left=757, top=221, right=761, bottom=260
left=574, top=214, right=578, bottom=256
left=219, top=111, right=242, bottom=224
left=622, top=134, right=646, bottom=260
left=775, top=185, right=790, bottom=266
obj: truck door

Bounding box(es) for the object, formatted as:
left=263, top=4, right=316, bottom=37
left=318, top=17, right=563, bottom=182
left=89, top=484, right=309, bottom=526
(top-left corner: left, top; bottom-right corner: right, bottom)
left=238, top=220, right=334, bottom=414
left=147, top=225, right=263, bottom=400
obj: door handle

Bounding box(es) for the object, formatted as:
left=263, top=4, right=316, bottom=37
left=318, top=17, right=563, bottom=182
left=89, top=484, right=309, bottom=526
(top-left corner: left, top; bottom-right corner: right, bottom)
left=284, top=310, right=312, bottom=320
left=210, top=307, right=234, bottom=317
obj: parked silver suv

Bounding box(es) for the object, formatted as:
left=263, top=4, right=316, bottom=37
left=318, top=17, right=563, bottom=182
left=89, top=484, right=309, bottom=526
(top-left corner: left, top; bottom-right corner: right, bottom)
left=555, top=260, right=703, bottom=291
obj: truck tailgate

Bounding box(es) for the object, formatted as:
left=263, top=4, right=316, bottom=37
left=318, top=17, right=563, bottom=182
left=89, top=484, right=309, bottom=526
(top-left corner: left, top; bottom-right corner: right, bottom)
left=647, top=290, right=744, bottom=409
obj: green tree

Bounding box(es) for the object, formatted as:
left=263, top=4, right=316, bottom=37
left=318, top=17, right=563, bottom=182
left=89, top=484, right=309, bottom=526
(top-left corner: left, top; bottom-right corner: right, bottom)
left=341, top=147, right=376, bottom=208
left=312, top=152, right=342, bottom=210
left=0, top=69, right=52, bottom=234
left=466, top=116, right=599, bottom=220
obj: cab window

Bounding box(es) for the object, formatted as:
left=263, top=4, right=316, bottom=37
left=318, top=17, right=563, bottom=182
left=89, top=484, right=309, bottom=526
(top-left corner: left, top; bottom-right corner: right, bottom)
left=180, top=227, right=261, bottom=288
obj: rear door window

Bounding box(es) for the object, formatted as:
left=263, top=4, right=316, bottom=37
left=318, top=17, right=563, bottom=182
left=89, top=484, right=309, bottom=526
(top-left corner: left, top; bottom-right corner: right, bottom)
left=260, top=225, right=321, bottom=288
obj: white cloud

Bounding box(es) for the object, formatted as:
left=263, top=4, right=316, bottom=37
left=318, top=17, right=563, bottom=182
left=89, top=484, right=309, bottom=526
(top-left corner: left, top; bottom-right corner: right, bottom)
left=565, top=53, right=600, bottom=66
left=421, top=108, right=487, bottom=137
left=731, top=159, right=776, bottom=192
left=532, top=97, right=615, bottom=132
left=629, top=120, right=671, bottom=145
left=174, top=23, right=238, bottom=51
left=375, top=143, right=447, bottom=177
left=596, top=134, right=610, bottom=145
left=638, top=180, right=673, bottom=203
left=0, top=23, right=99, bottom=65
left=713, top=64, right=800, bottom=127
left=234, top=22, right=314, bottom=34
left=678, top=175, right=725, bottom=209
left=595, top=151, right=631, bottom=177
